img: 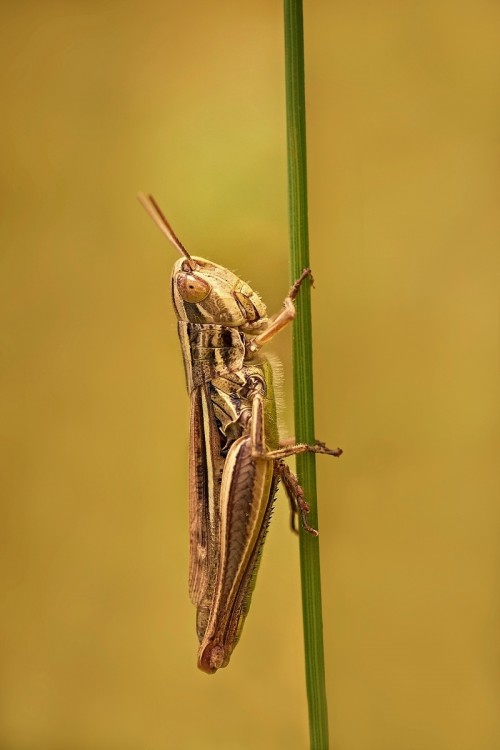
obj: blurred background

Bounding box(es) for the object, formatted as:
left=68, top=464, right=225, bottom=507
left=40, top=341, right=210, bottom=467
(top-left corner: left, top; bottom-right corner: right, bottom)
left=1, top=1, right=499, bottom=748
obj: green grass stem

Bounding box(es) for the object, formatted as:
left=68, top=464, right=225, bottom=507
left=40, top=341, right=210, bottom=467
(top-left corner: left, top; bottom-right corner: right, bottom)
left=283, top=2, right=330, bottom=748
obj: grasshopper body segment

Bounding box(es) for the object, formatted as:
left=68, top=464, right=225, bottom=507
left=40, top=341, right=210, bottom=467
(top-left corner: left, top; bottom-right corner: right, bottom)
left=139, top=194, right=342, bottom=673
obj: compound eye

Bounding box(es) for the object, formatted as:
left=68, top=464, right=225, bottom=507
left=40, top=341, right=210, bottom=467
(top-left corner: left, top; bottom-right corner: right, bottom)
left=176, top=273, right=210, bottom=303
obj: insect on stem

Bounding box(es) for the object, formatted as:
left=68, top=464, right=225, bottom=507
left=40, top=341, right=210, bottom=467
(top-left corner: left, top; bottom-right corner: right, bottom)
left=139, top=194, right=342, bottom=673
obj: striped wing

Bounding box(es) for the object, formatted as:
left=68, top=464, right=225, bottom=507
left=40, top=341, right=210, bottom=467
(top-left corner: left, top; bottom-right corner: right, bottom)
left=188, top=384, right=224, bottom=613
left=197, top=435, right=278, bottom=673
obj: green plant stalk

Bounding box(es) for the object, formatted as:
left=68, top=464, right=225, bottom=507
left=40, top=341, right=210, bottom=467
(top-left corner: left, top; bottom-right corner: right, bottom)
left=284, top=1, right=330, bottom=748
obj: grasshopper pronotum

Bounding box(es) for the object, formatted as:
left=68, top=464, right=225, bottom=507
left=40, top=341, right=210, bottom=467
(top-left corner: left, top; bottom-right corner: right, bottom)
left=139, top=194, right=342, bottom=674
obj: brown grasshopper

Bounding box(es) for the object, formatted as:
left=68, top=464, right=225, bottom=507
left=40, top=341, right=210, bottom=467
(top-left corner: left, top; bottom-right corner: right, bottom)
left=139, top=194, right=342, bottom=673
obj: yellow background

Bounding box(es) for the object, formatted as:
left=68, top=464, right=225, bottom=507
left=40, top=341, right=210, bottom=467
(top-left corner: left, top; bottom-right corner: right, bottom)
left=1, top=1, right=498, bottom=748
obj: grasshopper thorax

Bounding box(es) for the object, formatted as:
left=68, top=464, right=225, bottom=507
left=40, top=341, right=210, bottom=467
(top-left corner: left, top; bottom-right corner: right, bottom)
left=171, top=256, right=268, bottom=330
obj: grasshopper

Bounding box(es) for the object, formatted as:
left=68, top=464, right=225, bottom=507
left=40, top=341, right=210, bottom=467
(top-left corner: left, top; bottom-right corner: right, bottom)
left=139, top=194, right=342, bottom=674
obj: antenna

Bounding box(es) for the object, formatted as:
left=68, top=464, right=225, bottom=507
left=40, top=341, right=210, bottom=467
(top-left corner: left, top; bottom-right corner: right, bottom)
left=137, top=193, right=195, bottom=269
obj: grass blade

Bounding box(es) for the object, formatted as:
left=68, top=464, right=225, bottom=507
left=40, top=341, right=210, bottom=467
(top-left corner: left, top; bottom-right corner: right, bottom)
left=284, top=1, right=330, bottom=747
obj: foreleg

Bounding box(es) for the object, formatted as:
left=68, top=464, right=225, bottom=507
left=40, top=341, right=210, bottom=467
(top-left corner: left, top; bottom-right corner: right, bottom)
left=248, top=268, right=313, bottom=351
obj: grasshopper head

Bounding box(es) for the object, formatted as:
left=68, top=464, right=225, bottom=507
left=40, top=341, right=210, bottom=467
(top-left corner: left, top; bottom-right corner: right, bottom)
left=138, top=193, right=267, bottom=329
left=171, top=256, right=267, bottom=329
